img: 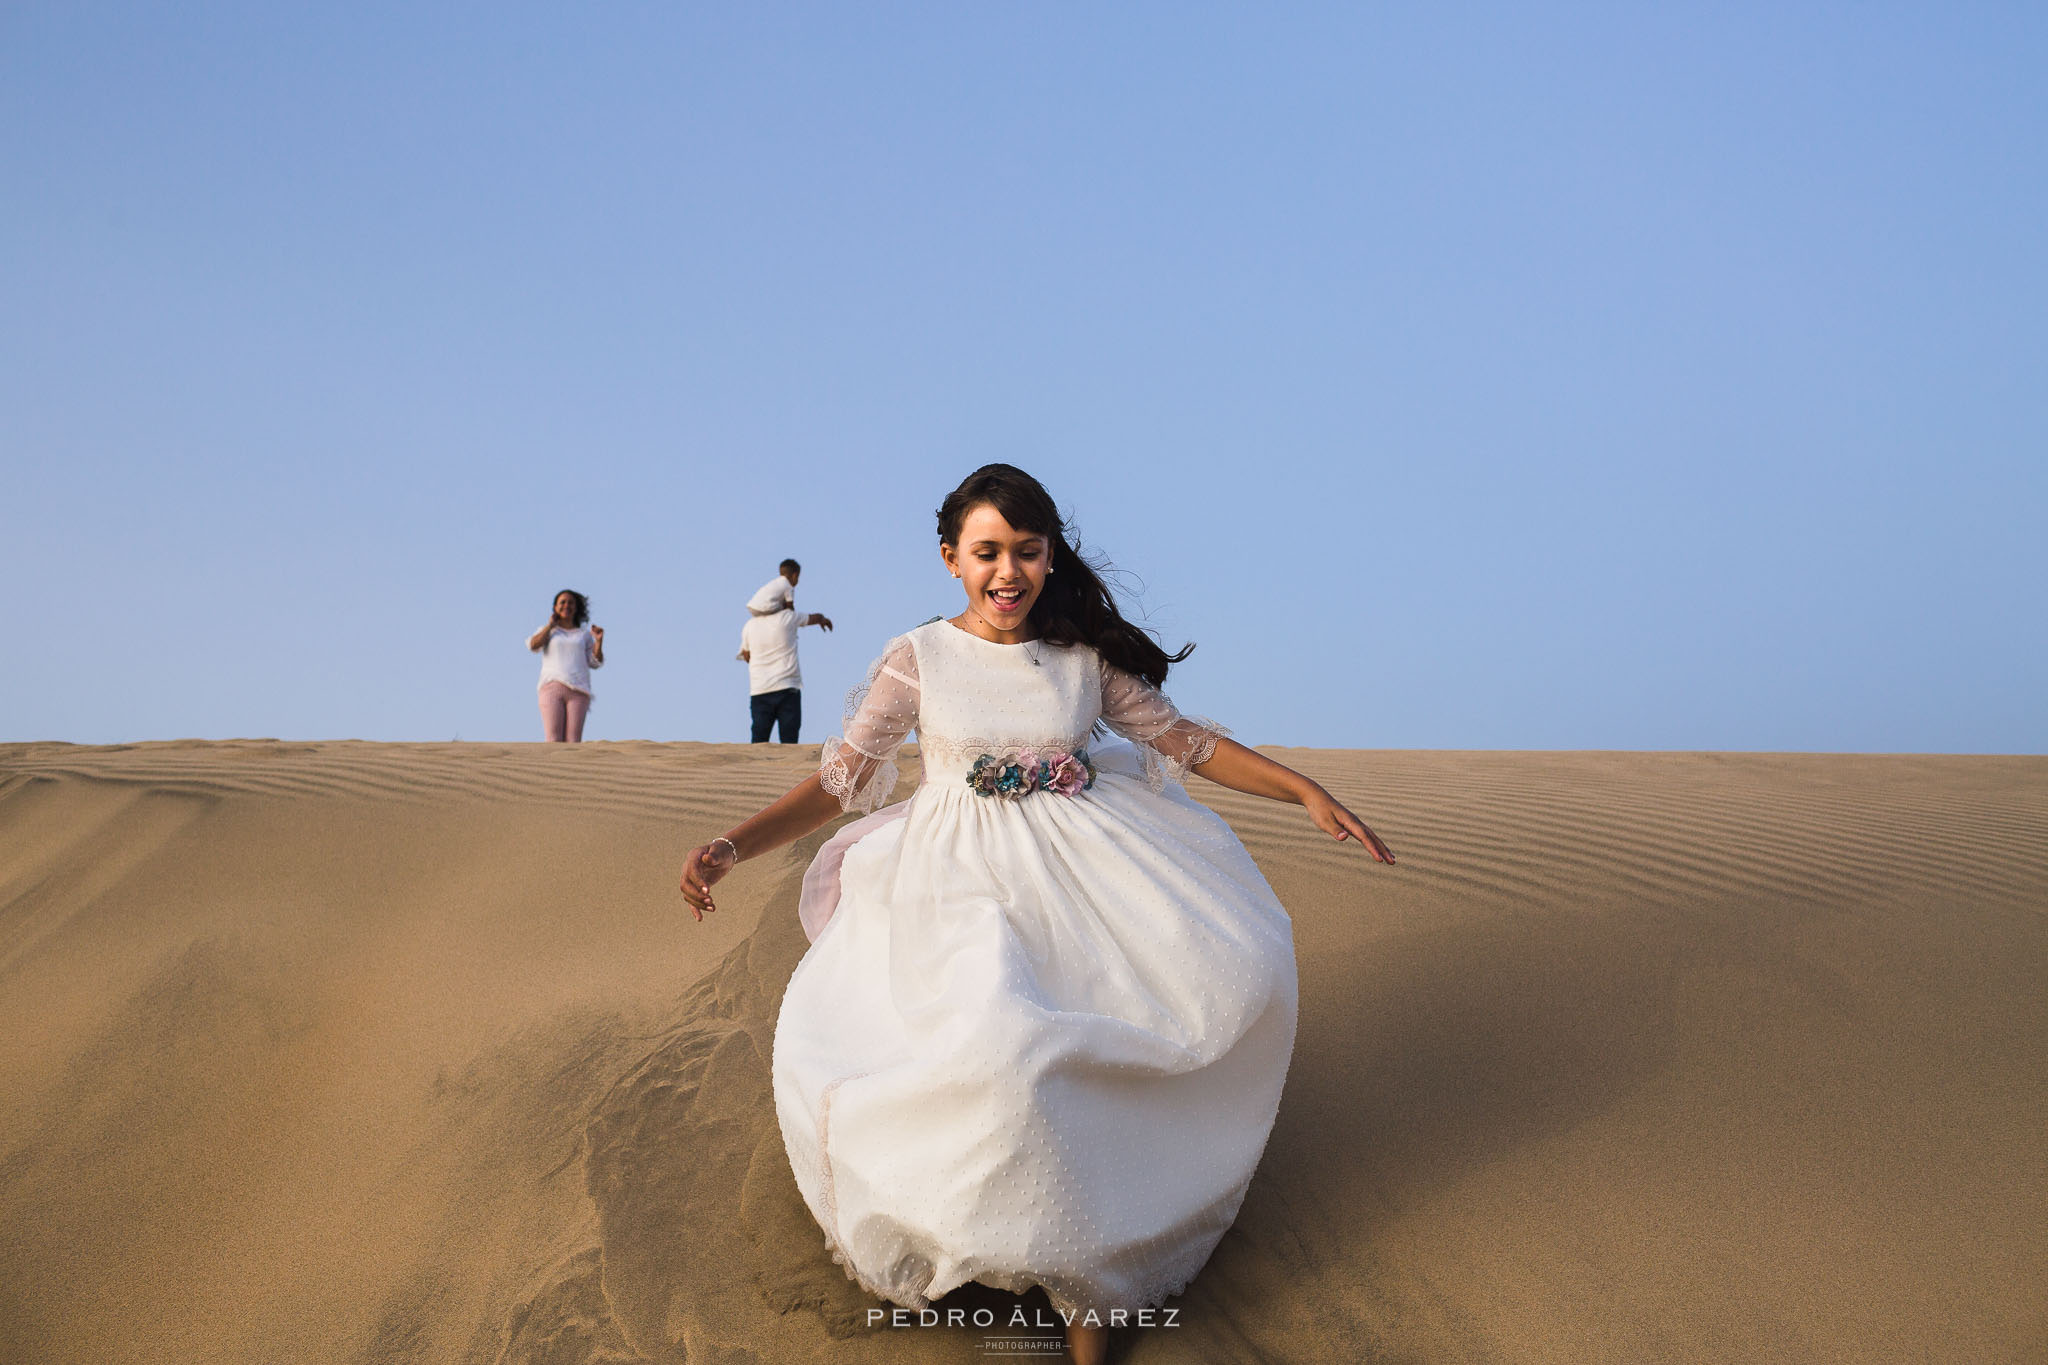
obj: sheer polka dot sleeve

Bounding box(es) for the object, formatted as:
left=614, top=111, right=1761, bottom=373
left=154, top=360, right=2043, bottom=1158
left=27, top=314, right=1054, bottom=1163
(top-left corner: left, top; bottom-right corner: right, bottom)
left=821, top=636, right=920, bottom=814
left=1098, top=658, right=1229, bottom=791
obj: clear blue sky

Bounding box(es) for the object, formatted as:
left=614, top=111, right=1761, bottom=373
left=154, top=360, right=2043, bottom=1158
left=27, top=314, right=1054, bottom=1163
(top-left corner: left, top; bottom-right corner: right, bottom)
left=5, top=3, right=2043, bottom=751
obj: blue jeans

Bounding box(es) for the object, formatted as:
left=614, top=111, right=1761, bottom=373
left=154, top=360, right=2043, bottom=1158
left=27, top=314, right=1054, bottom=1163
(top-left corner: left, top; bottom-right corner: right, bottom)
left=750, top=688, right=802, bottom=744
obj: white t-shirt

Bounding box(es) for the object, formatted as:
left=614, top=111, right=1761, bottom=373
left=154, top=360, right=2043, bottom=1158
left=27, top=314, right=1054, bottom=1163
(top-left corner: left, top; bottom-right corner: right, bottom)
left=534, top=625, right=601, bottom=696
left=739, top=611, right=803, bottom=694
left=747, top=575, right=795, bottom=616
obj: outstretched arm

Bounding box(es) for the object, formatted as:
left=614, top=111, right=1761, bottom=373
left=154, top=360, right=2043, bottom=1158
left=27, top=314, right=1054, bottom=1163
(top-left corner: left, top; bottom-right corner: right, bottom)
left=678, top=775, right=844, bottom=921
left=1098, top=660, right=1394, bottom=865
left=681, top=634, right=920, bottom=921
left=1191, top=739, right=1395, bottom=863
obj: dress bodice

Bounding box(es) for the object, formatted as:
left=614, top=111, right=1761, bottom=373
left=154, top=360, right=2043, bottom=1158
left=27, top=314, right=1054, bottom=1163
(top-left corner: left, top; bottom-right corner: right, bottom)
left=907, top=623, right=1100, bottom=779
left=819, top=618, right=1229, bottom=814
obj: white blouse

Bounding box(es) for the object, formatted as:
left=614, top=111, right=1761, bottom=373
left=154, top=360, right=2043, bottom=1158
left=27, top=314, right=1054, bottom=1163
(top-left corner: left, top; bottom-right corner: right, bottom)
left=533, top=625, right=601, bottom=697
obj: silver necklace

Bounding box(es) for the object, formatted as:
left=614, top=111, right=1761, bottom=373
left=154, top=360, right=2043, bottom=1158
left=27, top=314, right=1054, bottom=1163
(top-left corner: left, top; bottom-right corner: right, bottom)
left=960, top=608, right=1043, bottom=665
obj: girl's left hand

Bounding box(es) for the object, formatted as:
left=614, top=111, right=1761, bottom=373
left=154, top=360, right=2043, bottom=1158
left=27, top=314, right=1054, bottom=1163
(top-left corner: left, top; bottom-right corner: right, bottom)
left=591, top=626, right=605, bottom=643
left=1304, top=787, right=1396, bottom=864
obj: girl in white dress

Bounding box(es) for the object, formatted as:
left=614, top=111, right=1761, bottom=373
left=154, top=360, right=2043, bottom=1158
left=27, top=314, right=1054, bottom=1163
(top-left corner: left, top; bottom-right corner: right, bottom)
left=680, top=465, right=1394, bottom=1363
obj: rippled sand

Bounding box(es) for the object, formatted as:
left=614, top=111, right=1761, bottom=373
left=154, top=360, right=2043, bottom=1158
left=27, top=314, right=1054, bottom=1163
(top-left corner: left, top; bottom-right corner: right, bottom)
left=2, top=741, right=2043, bottom=1363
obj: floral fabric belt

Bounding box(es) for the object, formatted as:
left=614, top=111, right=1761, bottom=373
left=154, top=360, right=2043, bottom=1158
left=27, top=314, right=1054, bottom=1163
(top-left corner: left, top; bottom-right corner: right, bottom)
left=966, top=748, right=1097, bottom=800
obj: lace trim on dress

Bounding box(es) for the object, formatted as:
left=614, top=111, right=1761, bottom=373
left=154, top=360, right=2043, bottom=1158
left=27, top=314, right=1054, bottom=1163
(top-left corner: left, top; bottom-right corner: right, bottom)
left=814, top=1069, right=939, bottom=1306
left=820, top=636, right=918, bottom=813
left=1132, top=716, right=1229, bottom=791
left=918, top=724, right=1225, bottom=790
left=812, top=1057, right=1236, bottom=1315
left=811, top=1113, right=1244, bottom=1316
left=916, top=733, right=1095, bottom=766
left=809, top=1220, right=1225, bottom=1317
left=820, top=739, right=900, bottom=815
left=1097, top=657, right=1228, bottom=792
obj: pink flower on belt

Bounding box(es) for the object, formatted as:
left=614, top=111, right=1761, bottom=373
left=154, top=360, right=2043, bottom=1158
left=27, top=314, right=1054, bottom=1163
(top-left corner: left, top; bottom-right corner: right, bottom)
left=1044, top=751, right=1092, bottom=797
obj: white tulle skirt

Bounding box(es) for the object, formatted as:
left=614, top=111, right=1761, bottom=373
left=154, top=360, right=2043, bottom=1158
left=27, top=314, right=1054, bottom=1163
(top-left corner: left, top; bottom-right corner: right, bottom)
left=771, top=746, right=1298, bottom=1314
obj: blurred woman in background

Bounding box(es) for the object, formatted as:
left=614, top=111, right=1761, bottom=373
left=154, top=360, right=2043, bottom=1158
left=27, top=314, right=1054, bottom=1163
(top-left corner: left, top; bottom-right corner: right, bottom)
left=527, top=589, right=604, bottom=742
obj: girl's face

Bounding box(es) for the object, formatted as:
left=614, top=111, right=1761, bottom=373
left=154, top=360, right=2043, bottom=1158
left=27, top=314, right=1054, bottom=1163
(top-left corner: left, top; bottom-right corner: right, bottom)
left=942, top=503, right=1051, bottom=631
left=553, top=593, right=576, bottom=623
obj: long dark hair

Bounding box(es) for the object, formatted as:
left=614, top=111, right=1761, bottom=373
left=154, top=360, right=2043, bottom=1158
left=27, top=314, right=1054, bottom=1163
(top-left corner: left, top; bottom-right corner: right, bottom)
left=936, top=464, right=1191, bottom=688
left=552, top=589, right=591, bottom=627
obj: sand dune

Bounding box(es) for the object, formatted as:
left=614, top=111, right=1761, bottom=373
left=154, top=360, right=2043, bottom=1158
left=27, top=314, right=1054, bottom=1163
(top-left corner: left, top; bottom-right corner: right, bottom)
left=1, top=741, right=2043, bottom=1364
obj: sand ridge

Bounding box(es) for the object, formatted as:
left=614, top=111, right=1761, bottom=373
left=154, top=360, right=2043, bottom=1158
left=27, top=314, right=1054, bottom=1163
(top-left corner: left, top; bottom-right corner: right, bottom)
left=1, top=742, right=2043, bottom=1363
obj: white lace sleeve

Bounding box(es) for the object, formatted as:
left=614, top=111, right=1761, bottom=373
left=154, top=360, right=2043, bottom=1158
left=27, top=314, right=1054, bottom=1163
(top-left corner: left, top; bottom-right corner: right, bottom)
left=1098, top=659, right=1229, bottom=790
left=820, top=636, right=919, bottom=813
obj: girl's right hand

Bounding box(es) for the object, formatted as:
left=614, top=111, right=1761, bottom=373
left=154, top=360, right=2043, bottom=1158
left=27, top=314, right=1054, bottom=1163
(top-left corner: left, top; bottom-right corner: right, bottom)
left=1303, top=787, right=1397, bottom=864
left=679, top=840, right=738, bottom=921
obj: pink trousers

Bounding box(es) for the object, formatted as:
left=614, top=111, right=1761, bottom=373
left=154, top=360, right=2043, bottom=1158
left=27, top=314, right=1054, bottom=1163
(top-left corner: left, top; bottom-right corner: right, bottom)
left=539, top=681, right=590, bottom=742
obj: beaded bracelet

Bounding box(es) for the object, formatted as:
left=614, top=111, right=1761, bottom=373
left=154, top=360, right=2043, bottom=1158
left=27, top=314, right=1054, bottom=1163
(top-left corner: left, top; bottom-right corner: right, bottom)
left=711, top=836, right=739, bottom=863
